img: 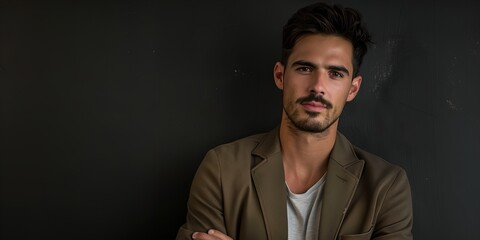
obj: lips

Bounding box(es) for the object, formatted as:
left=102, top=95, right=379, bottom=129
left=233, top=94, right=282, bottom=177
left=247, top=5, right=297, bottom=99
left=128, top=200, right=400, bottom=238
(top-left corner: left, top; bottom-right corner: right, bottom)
left=302, top=101, right=327, bottom=108
left=301, top=101, right=327, bottom=111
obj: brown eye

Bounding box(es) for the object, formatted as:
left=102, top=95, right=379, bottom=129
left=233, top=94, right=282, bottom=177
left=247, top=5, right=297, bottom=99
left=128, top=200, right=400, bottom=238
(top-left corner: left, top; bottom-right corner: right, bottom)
left=297, top=66, right=313, bottom=73
left=329, top=71, right=343, bottom=78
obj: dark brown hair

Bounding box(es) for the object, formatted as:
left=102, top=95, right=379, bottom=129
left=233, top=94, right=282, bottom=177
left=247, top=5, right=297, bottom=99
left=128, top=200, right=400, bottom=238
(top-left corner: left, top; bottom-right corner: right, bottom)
left=282, top=2, right=372, bottom=76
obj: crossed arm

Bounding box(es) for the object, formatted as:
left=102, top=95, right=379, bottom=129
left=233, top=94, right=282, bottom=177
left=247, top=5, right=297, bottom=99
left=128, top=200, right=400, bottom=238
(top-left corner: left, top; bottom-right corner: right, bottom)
left=191, top=229, right=232, bottom=240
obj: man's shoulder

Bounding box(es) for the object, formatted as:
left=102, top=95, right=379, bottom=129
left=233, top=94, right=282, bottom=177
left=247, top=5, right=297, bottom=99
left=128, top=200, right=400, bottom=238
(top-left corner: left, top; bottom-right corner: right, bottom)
left=354, top=145, right=400, bottom=167
left=200, top=131, right=273, bottom=175
left=207, top=131, right=271, bottom=159
left=334, top=132, right=402, bottom=171
left=216, top=132, right=267, bottom=150
left=351, top=144, right=406, bottom=181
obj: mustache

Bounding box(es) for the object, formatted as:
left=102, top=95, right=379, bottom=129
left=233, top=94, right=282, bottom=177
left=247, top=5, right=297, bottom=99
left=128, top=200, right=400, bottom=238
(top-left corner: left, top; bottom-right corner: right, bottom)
left=296, top=94, right=333, bottom=109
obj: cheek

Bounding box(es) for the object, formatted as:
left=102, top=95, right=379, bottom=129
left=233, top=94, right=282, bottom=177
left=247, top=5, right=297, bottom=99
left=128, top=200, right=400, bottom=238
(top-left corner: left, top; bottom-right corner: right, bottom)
left=282, top=89, right=295, bottom=105
left=282, top=85, right=301, bottom=110
left=284, top=79, right=307, bottom=95
left=328, top=86, right=352, bottom=109
left=333, top=83, right=353, bottom=99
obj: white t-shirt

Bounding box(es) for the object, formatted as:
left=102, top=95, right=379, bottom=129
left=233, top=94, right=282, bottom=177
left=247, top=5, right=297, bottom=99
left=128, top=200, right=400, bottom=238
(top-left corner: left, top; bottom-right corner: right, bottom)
left=286, top=174, right=326, bottom=240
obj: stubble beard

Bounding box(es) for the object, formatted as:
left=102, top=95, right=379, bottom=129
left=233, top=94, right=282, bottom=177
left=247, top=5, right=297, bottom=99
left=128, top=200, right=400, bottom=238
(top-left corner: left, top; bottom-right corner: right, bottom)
left=284, top=106, right=339, bottom=134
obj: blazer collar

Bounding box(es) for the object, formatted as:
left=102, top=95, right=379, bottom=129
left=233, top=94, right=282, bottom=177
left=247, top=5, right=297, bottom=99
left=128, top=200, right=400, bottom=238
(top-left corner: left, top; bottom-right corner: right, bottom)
left=250, top=127, right=287, bottom=239
left=251, top=127, right=282, bottom=159
left=250, top=128, right=364, bottom=240
left=319, top=132, right=365, bottom=240
left=251, top=128, right=361, bottom=167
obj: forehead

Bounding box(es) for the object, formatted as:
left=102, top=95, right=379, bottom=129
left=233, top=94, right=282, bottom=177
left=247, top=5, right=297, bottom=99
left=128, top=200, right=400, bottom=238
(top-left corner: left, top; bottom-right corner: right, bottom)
left=288, top=34, right=354, bottom=69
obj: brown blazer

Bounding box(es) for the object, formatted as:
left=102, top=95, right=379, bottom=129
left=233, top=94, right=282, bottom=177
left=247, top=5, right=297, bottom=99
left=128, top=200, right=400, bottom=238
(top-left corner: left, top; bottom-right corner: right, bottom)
left=177, top=128, right=413, bottom=240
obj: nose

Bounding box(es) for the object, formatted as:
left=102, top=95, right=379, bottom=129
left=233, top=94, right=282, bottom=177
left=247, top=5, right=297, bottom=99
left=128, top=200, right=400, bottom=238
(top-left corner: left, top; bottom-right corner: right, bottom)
left=309, top=71, right=326, bottom=95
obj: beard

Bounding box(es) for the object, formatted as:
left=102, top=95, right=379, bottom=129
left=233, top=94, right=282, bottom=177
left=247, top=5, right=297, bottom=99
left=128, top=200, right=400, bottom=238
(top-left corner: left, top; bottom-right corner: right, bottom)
left=284, top=93, right=338, bottom=133
left=285, top=108, right=339, bottom=133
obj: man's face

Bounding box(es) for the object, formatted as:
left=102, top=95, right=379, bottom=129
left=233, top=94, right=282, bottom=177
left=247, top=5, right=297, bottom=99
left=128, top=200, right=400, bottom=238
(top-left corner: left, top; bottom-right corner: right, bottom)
left=274, top=34, right=362, bottom=133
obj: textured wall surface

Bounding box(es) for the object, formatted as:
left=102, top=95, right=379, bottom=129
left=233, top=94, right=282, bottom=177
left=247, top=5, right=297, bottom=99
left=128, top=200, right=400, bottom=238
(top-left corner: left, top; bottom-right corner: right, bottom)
left=1, top=0, right=479, bottom=239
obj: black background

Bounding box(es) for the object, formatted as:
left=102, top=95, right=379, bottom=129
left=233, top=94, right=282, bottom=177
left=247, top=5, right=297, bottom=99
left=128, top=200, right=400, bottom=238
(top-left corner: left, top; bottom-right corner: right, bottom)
left=1, top=0, right=479, bottom=239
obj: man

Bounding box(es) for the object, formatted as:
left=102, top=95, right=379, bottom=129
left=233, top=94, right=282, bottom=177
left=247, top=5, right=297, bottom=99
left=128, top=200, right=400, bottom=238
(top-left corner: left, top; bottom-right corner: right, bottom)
left=177, top=2, right=413, bottom=240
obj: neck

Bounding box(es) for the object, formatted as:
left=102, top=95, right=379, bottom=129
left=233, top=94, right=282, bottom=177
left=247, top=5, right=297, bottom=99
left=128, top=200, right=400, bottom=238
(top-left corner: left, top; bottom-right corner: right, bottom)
left=279, top=112, right=337, bottom=193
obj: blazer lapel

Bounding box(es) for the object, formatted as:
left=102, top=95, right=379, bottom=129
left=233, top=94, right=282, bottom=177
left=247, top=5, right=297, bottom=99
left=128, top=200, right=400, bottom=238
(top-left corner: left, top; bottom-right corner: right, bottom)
left=249, top=130, right=364, bottom=240
left=251, top=128, right=288, bottom=240
left=318, top=133, right=365, bottom=240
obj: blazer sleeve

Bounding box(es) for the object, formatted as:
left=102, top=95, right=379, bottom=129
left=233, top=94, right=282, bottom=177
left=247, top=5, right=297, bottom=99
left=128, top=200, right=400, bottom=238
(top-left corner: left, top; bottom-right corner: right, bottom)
left=372, top=168, right=413, bottom=239
left=176, top=149, right=227, bottom=240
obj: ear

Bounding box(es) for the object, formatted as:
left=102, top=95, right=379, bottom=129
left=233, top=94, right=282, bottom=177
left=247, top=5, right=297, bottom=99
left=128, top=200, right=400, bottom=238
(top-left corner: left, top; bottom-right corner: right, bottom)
left=273, top=62, right=285, bottom=90
left=346, top=75, right=362, bottom=102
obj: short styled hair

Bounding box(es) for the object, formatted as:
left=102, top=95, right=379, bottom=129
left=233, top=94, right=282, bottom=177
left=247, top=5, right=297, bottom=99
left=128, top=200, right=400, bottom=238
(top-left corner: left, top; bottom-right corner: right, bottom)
left=282, top=2, right=372, bottom=77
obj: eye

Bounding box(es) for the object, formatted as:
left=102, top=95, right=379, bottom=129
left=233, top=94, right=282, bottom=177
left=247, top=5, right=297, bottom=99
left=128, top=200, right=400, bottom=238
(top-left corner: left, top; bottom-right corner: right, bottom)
left=296, top=66, right=313, bottom=74
left=329, top=71, right=344, bottom=78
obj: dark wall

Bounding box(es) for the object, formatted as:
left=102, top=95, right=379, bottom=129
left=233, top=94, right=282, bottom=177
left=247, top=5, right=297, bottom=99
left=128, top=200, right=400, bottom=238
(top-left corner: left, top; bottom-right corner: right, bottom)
left=1, top=0, right=479, bottom=239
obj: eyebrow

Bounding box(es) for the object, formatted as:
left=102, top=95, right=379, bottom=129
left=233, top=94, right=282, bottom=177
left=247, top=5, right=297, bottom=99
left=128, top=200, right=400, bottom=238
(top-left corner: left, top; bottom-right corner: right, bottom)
left=291, top=60, right=350, bottom=77
left=291, top=60, right=318, bottom=69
